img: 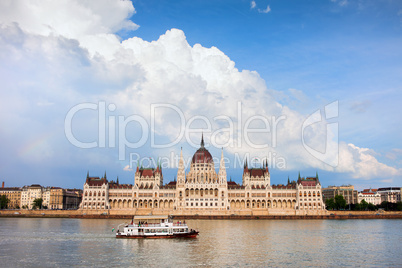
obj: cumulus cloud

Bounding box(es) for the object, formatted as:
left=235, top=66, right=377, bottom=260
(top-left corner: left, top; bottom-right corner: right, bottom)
left=337, top=143, right=401, bottom=179
left=0, top=0, right=399, bottom=185
left=250, top=1, right=257, bottom=9
left=0, top=0, right=138, bottom=39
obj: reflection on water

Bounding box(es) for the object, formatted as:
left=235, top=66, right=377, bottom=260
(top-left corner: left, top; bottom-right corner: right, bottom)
left=0, top=218, right=401, bottom=267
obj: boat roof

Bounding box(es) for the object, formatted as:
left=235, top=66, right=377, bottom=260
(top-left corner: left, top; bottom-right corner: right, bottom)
left=133, top=215, right=169, bottom=220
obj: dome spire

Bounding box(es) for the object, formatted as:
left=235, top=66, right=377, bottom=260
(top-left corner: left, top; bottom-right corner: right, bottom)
left=201, top=132, right=205, bottom=148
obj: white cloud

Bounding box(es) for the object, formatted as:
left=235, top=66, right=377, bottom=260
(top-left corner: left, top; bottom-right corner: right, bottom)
left=258, top=5, right=271, bottom=14
left=0, top=0, right=138, bottom=39
left=0, top=0, right=399, bottom=184
left=250, top=1, right=257, bottom=9
left=337, top=143, right=402, bottom=179
left=123, top=165, right=133, bottom=171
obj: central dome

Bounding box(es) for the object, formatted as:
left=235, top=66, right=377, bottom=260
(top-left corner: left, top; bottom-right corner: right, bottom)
left=192, top=147, right=213, bottom=164
left=191, top=135, right=213, bottom=164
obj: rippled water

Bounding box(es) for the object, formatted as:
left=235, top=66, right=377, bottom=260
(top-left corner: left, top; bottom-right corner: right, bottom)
left=0, top=218, right=401, bottom=267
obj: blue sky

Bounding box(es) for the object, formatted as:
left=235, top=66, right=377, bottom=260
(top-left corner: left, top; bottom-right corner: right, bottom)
left=0, top=0, right=401, bottom=190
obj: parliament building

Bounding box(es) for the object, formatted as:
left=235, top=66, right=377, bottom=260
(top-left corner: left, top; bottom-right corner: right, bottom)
left=80, top=137, right=326, bottom=215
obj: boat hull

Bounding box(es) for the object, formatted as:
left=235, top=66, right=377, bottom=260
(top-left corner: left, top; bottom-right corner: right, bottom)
left=116, top=231, right=199, bottom=239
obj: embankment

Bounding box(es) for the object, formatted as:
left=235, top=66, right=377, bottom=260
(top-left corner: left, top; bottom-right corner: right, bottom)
left=1, top=209, right=401, bottom=220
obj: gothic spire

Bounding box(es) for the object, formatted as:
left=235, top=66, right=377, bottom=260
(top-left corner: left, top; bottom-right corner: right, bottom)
left=177, top=147, right=185, bottom=184
left=201, top=133, right=205, bottom=148
left=219, top=148, right=226, bottom=182
left=87, top=171, right=89, bottom=179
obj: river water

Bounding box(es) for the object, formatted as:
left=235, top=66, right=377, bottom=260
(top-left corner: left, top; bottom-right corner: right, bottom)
left=0, top=218, right=401, bottom=267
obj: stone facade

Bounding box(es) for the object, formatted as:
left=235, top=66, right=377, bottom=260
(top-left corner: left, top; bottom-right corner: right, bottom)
left=377, top=187, right=401, bottom=203
left=21, top=184, right=45, bottom=209
left=322, top=185, right=358, bottom=205
left=80, top=137, right=326, bottom=215
left=0, top=187, right=21, bottom=209
left=80, top=175, right=109, bottom=210
left=358, top=189, right=382, bottom=205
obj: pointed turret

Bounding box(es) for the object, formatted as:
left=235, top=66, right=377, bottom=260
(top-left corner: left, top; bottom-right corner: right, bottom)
left=104, top=171, right=107, bottom=180
left=116, top=176, right=119, bottom=184
left=218, top=148, right=227, bottom=184
left=201, top=133, right=205, bottom=148
left=87, top=171, right=89, bottom=179
left=177, top=147, right=186, bottom=185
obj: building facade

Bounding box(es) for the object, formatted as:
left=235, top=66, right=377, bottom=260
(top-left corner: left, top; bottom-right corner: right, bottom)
left=21, top=184, right=45, bottom=209
left=377, top=187, right=401, bottom=203
left=358, top=189, right=381, bottom=205
left=0, top=182, right=21, bottom=209
left=322, top=185, right=358, bottom=205
left=49, top=187, right=64, bottom=209
left=80, top=137, right=326, bottom=215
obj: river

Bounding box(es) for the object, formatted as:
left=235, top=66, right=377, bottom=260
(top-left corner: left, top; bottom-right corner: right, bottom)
left=0, top=218, right=401, bottom=267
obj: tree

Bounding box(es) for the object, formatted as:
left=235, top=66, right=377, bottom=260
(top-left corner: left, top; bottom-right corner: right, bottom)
left=32, top=198, right=43, bottom=209
left=360, top=199, right=369, bottom=211
left=325, top=198, right=335, bottom=210
left=334, top=195, right=347, bottom=210
left=367, top=203, right=376, bottom=211
left=0, top=195, right=10, bottom=209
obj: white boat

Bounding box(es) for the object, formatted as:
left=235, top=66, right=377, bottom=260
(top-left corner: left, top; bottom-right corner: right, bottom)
left=115, top=215, right=199, bottom=239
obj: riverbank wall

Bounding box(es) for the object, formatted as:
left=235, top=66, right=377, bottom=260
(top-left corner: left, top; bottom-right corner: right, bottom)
left=1, top=209, right=401, bottom=220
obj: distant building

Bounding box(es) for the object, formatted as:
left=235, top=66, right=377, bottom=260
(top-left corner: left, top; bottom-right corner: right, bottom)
left=64, top=189, right=83, bottom=209
left=17, top=184, right=82, bottom=209
left=21, top=184, right=44, bottom=209
left=49, top=187, right=64, bottom=209
left=358, top=188, right=381, bottom=205
left=322, top=185, right=358, bottom=205
left=43, top=187, right=51, bottom=208
left=0, top=182, right=21, bottom=209
left=80, top=174, right=109, bottom=210
left=377, top=187, right=401, bottom=203
left=80, top=137, right=326, bottom=215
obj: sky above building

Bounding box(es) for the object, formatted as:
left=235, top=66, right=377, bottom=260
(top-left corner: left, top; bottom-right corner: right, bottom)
left=0, top=0, right=401, bottom=190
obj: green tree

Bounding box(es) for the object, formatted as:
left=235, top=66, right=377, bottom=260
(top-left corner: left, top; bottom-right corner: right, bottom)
left=325, top=198, right=335, bottom=210
left=0, top=195, right=10, bottom=209
left=367, top=203, right=376, bottom=211
left=360, top=199, right=369, bottom=211
left=32, top=198, right=43, bottom=209
left=334, top=195, right=347, bottom=210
